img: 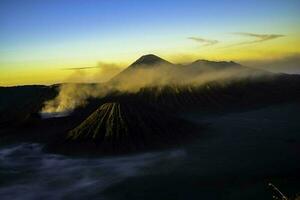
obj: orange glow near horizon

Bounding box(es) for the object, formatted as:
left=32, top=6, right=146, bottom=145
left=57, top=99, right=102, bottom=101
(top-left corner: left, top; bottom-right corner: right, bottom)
left=1, top=1, right=300, bottom=86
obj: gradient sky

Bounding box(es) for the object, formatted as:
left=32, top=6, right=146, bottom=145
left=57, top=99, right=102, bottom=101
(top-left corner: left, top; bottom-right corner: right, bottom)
left=1, top=0, right=300, bottom=86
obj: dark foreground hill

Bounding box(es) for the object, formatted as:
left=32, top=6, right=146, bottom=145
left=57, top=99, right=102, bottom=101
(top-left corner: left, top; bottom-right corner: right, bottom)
left=0, top=85, right=57, bottom=128
left=47, top=102, right=197, bottom=155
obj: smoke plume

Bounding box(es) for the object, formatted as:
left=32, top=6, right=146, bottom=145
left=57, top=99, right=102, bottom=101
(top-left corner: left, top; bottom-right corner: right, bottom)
left=41, top=60, right=269, bottom=114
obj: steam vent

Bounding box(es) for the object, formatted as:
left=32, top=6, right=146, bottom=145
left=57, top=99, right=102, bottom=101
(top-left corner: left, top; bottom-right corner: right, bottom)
left=55, top=102, right=196, bottom=154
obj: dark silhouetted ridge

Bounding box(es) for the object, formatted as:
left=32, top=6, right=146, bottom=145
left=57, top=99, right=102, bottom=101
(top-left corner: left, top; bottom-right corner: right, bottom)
left=189, top=59, right=242, bottom=69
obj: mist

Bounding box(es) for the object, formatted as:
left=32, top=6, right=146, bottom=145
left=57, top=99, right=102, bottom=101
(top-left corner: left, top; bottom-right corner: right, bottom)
left=41, top=60, right=270, bottom=114
left=41, top=83, right=107, bottom=113
left=241, top=54, right=300, bottom=74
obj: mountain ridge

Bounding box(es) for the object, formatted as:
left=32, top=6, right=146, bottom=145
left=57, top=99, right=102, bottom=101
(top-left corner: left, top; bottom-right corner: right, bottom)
left=109, top=54, right=263, bottom=86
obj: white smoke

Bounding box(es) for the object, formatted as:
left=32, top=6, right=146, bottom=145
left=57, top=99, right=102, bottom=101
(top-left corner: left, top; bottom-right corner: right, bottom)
left=41, top=60, right=269, bottom=114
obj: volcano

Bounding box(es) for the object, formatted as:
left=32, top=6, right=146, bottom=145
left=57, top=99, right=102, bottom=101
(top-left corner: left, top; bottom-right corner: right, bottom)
left=129, top=54, right=172, bottom=67
left=51, top=102, right=196, bottom=154
left=109, top=54, right=176, bottom=84
left=109, top=54, right=265, bottom=87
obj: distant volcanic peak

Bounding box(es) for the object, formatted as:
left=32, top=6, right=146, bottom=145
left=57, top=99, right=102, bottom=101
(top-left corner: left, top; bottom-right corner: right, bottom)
left=129, top=54, right=171, bottom=67
left=109, top=54, right=173, bottom=82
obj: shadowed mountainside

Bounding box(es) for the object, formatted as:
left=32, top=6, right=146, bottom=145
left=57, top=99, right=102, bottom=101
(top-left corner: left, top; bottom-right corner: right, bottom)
left=47, top=102, right=197, bottom=155
left=0, top=85, right=57, bottom=128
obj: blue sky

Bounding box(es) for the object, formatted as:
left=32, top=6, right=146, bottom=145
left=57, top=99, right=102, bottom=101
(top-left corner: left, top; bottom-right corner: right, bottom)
left=1, top=0, right=300, bottom=85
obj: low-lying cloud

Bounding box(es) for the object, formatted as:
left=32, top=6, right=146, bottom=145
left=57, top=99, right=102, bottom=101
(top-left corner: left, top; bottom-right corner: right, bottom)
left=241, top=53, right=300, bottom=74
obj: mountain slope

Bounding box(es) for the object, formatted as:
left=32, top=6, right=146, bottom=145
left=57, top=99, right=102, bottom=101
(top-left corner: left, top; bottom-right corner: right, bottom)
left=50, top=102, right=197, bottom=154
left=109, top=54, right=176, bottom=84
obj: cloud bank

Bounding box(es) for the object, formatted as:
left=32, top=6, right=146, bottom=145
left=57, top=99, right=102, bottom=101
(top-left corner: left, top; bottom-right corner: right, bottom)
left=242, top=54, right=300, bottom=74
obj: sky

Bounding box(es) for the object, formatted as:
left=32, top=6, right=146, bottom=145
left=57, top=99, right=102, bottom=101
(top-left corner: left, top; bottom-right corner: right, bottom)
left=1, top=0, right=300, bottom=86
